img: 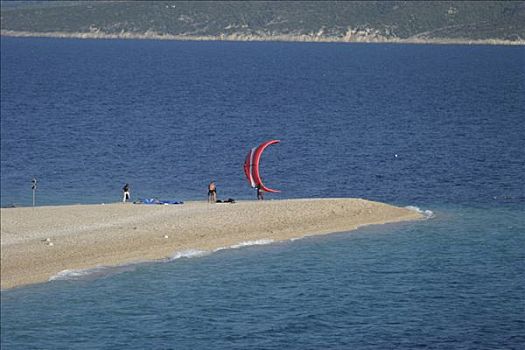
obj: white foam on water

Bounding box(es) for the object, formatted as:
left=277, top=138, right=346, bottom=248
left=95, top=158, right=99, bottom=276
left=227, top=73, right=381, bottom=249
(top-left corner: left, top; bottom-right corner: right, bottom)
left=229, top=239, right=275, bottom=249
left=213, top=239, right=275, bottom=252
left=49, top=269, right=93, bottom=281
left=169, top=249, right=209, bottom=261
left=49, top=241, right=275, bottom=283
left=49, top=264, right=138, bottom=281
left=405, top=205, right=435, bottom=219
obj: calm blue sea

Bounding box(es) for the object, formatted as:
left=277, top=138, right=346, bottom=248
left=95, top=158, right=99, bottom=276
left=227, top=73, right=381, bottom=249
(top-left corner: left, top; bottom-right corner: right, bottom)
left=1, top=37, right=524, bottom=349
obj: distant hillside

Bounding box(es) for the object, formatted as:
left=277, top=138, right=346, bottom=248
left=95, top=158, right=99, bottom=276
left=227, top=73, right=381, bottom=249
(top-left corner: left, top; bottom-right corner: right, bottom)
left=1, top=1, right=524, bottom=44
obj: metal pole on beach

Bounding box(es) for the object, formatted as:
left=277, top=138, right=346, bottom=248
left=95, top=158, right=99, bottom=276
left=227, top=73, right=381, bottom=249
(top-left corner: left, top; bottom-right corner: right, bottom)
left=32, top=177, right=37, bottom=207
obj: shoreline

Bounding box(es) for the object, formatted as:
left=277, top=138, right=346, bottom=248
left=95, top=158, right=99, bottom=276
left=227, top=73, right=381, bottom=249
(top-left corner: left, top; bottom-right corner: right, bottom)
left=1, top=198, right=424, bottom=290
left=2, top=30, right=524, bottom=46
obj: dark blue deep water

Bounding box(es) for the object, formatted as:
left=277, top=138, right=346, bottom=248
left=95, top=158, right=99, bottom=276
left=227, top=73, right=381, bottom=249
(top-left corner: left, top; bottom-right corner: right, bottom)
left=1, top=38, right=524, bottom=349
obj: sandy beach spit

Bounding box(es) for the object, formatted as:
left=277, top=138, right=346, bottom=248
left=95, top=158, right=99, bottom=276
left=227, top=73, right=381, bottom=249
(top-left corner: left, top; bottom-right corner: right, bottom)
left=1, top=198, right=423, bottom=290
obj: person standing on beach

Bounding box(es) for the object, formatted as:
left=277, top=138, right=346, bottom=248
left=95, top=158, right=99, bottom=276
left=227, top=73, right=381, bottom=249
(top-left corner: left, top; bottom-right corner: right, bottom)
left=122, top=183, right=130, bottom=203
left=256, top=184, right=264, bottom=200
left=208, top=181, right=217, bottom=203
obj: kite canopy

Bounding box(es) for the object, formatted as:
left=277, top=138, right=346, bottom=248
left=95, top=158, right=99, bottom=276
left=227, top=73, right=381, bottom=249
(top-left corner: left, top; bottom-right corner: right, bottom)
left=243, top=140, right=281, bottom=193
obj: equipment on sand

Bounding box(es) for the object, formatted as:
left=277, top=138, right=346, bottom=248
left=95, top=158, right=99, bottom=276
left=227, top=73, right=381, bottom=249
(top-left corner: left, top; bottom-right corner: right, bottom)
left=135, top=199, right=184, bottom=205
left=243, top=139, right=281, bottom=193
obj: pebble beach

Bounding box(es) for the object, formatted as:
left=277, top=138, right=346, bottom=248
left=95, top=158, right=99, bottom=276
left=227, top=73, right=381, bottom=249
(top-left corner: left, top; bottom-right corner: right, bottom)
left=1, top=198, right=422, bottom=289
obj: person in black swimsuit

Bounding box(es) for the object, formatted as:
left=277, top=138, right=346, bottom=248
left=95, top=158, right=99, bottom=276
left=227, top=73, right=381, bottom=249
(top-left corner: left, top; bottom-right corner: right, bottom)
left=256, top=184, right=264, bottom=200
left=122, top=183, right=130, bottom=203
left=208, top=181, right=217, bottom=203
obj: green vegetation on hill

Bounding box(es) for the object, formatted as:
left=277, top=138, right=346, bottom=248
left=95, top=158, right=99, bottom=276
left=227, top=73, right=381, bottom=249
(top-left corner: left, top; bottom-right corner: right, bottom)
left=1, top=1, right=524, bottom=43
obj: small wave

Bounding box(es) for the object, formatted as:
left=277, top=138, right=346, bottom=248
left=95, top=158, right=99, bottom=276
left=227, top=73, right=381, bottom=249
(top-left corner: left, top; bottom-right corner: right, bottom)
left=229, top=239, right=274, bottom=249
left=169, top=249, right=209, bottom=261
left=49, top=242, right=274, bottom=283
left=49, top=264, right=138, bottom=281
left=49, top=269, right=94, bottom=281
left=214, top=239, right=275, bottom=252
left=405, top=206, right=435, bottom=219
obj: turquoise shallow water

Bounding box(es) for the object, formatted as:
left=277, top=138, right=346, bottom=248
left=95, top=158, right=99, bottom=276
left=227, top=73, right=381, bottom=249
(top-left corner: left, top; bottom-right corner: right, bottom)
left=1, top=38, right=524, bottom=348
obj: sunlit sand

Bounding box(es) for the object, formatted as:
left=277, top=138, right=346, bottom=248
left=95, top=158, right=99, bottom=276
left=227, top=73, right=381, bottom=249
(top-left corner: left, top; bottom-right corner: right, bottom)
left=1, top=198, right=423, bottom=289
